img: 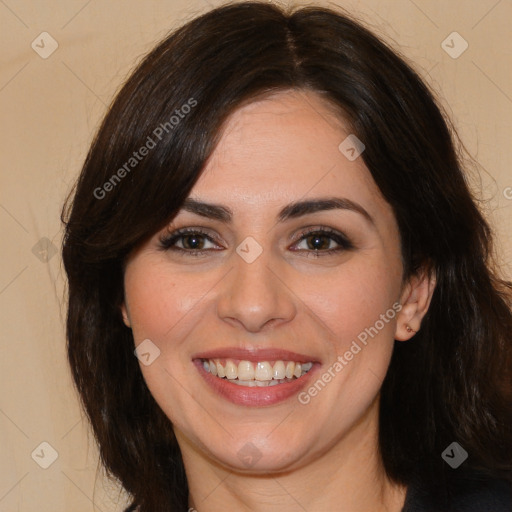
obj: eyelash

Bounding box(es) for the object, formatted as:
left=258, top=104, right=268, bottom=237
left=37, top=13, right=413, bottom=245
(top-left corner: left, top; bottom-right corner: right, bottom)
left=158, top=226, right=354, bottom=258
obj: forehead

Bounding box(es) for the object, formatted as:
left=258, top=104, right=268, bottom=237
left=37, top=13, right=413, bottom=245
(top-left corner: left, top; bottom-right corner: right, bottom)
left=192, top=90, right=389, bottom=221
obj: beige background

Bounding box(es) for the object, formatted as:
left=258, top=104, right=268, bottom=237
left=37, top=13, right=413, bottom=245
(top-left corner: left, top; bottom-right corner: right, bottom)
left=0, top=0, right=511, bottom=510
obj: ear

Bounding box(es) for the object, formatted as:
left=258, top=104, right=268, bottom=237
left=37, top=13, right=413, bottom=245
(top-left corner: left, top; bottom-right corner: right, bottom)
left=120, top=303, right=132, bottom=328
left=395, top=267, right=436, bottom=341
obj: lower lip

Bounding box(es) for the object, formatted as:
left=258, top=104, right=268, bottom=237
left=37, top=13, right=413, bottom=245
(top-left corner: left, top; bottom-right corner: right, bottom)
left=194, top=360, right=319, bottom=406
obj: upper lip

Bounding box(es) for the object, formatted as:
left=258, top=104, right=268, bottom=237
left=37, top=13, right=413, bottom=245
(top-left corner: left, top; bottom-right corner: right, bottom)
left=192, top=347, right=320, bottom=364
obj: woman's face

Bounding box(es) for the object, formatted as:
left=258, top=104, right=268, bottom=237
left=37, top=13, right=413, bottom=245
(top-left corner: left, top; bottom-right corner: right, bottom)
left=122, top=90, right=413, bottom=474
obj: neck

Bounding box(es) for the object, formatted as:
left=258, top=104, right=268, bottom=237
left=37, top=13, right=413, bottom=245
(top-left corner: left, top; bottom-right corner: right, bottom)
left=180, top=400, right=407, bottom=512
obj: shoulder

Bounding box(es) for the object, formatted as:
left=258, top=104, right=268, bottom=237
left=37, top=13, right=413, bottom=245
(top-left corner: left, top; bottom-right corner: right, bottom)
left=403, top=470, right=512, bottom=512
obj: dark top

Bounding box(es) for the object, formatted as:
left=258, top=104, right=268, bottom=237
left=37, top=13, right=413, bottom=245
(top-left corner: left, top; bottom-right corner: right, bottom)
left=124, top=471, right=512, bottom=511
left=401, top=470, right=512, bottom=511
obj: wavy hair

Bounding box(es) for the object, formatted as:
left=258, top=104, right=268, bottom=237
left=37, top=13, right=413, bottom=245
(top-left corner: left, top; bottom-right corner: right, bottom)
left=61, top=2, right=512, bottom=510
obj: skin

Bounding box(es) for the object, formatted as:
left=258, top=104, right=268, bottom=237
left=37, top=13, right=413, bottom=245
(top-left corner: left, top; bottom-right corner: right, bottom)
left=122, top=89, right=436, bottom=512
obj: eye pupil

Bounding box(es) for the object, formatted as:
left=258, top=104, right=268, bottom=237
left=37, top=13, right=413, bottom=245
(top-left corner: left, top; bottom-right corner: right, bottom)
left=307, top=234, right=329, bottom=250
left=183, top=234, right=204, bottom=250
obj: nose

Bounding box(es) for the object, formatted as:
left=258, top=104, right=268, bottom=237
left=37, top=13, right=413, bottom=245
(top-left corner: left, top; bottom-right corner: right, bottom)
left=216, top=246, right=297, bottom=333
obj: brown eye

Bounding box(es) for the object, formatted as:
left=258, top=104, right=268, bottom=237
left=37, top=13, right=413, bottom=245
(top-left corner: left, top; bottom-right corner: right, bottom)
left=291, top=228, right=353, bottom=255
left=159, top=228, right=221, bottom=255
left=181, top=234, right=206, bottom=250
left=305, top=234, right=332, bottom=251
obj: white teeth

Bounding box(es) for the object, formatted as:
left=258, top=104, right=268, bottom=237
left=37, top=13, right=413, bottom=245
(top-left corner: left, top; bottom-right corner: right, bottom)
left=255, top=361, right=273, bottom=381
left=202, top=358, right=314, bottom=383
left=216, top=361, right=225, bottom=378
left=238, top=360, right=255, bottom=380
left=225, top=360, right=237, bottom=380
left=233, top=379, right=257, bottom=387
left=302, top=362, right=313, bottom=372
left=285, top=361, right=295, bottom=379
left=233, top=378, right=295, bottom=387
left=272, top=361, right=286, bottom=380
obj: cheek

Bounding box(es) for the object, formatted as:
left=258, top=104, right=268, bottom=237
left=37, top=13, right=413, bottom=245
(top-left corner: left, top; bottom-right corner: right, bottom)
left=123, top=260, right=184, bottom=341
left=301, top=255, right=401, bottom=356
left=123, top=262, right=204, bottom=422
left=123, top=259, right=224, bottom=365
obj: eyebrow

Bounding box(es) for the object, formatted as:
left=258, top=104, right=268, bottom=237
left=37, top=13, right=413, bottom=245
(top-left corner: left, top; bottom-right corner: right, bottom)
left=180, top=197, right=375, bottom=227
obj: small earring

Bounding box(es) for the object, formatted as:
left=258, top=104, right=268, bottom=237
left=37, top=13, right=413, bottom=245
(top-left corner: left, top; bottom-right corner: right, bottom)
left=406, top=325, right=417, bottom=334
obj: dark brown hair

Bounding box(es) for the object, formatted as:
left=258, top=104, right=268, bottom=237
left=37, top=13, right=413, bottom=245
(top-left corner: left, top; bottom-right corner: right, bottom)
left=61, top=2, right=512, bottom=510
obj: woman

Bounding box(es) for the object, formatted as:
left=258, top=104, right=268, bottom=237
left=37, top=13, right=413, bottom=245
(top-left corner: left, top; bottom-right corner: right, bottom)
left=61, top=2, right=512, bottom=511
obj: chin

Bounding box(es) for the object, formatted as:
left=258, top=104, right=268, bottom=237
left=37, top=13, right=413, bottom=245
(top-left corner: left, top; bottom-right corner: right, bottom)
left=195, top=429, right=317, bottom=474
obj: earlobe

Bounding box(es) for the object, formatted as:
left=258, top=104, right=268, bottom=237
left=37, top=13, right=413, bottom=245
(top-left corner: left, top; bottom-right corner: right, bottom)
left=395, top=268, right=436, bottom=341
left=121, top=304, right=132, bottom=328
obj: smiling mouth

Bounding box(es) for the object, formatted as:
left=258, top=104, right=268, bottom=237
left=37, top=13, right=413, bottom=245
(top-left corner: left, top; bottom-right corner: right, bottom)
left=201, top=358, right=314, bottom=387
